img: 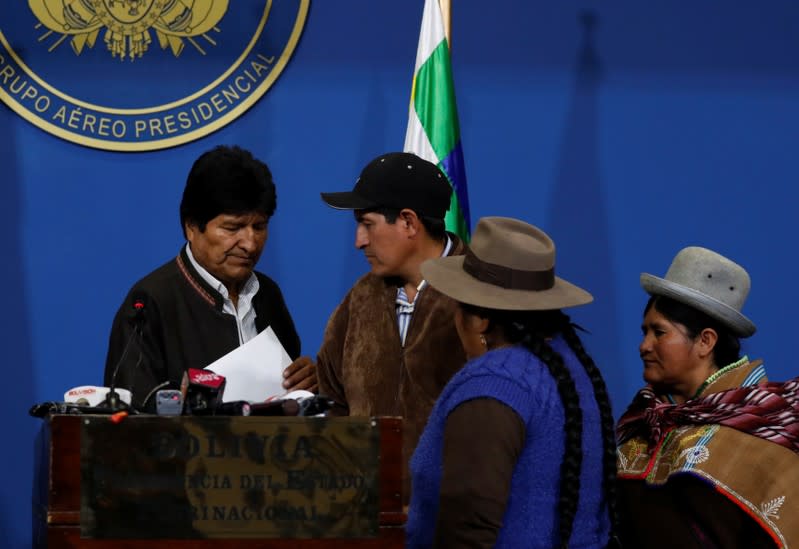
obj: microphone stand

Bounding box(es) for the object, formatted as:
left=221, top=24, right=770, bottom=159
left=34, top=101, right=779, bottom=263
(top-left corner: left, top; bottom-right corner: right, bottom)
left=102, top=386, right=128, bottom=413
left=103, top=295, right=147, bottom=413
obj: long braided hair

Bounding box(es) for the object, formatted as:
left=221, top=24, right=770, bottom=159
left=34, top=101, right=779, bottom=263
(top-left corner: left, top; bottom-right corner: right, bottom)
left=464, top=305, right=618, bottom=548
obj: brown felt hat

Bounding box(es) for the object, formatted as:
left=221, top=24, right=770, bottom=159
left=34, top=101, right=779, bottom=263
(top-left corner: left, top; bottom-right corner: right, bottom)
left=421, top=217, right=593, bottom=310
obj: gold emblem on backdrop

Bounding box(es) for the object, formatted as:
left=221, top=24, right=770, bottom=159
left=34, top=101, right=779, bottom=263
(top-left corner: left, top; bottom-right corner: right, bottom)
left=29, top=0, right=229, bottom=60
left=0, top=1, right=309, bottom=151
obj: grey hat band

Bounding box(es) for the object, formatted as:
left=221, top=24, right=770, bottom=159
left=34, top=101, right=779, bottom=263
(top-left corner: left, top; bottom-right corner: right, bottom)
left=462, top=249, right=555, bottom=291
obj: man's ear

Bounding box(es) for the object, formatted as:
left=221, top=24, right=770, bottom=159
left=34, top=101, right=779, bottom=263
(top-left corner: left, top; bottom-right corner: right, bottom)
left=398, top=209, right=421, bottom=235
left=185, top=222, right=198, bottom=243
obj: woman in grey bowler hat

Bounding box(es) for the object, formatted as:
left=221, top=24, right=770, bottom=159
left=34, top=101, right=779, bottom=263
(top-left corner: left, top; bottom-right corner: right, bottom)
left=616, top=246, right=799, bottom=548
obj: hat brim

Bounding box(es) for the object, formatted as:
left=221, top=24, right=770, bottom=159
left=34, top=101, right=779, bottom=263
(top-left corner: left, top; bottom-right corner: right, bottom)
left=422, top=256, right=593, bottom=311
left=640, top=273, right=756, bottom=337
left=320, top=191, right=378, bottom=211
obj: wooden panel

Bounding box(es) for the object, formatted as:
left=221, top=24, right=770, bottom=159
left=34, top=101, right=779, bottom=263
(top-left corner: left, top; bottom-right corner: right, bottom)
left=50, top=415, right=82, bottom=513
left=33, top=415, right=406, bottom=549
left=43, top=526, right=405, bottom=549
left=377, top=416, right=404, bottom=519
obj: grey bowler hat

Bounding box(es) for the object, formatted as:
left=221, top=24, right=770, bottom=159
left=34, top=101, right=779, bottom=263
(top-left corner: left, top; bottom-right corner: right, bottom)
left=640, top=246, right=756, bottom=337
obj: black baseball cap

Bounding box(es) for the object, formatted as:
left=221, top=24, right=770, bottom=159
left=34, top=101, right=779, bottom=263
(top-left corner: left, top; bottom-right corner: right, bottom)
left=321, top=152, right=452, bottom=219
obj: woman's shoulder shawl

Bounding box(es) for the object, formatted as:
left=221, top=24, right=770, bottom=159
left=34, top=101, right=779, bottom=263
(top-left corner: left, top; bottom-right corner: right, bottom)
left=616, top=359, right=799, bottom=548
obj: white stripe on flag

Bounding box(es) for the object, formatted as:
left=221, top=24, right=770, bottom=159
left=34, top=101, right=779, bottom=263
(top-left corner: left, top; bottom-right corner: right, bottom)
left=412, top=0, right=446, bottom=73
left=405, top=0, right=447, bottom=160
left=404, top=105, right=438, bottom=163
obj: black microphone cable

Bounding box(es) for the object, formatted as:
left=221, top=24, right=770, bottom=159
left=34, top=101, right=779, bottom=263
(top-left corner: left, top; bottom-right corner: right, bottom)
left=140, top=380, right=169, bottom=410
left=104, top=292, right=148, bottom=412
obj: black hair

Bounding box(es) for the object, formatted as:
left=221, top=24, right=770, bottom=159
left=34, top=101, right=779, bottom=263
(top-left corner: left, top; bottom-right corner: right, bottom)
left=645, top=295, right=741, bottom=367
left=370, top=207, right=447, bottom=241
left=179, top=145, right=276, bottom=237
left=461, top=305, right=618, bottom=548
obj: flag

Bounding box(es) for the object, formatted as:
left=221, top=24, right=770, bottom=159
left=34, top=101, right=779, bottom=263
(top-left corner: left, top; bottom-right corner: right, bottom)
left=404, top=0, right=471, bottom=241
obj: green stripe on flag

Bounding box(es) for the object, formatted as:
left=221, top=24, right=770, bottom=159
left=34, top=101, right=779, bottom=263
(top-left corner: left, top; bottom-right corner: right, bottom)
left=412, top=40, right=460, bottom=161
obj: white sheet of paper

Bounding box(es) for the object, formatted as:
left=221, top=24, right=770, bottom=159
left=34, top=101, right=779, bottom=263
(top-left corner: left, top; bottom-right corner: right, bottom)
left=205, top=326, right=291, bottom=403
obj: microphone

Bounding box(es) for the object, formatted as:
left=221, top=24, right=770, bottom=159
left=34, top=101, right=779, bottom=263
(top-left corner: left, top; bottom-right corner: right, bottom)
left=103, top=291, right=149, bottom=412
left=215, top=400, right=252, bottom=416
left=268, top=390, right=333, bottom=417
left=64, top=385, right=132, bottom=407
left=131, top=293, right=146, bottom=324
left=297, top=395, right=337, bottom=417
left=29, top=401, right=108, bottom=418
left=155, top=389, right=184, bottom=416
left=184, top=368, right=226, bottom=415
left=248, top=398, right=300, bottom=417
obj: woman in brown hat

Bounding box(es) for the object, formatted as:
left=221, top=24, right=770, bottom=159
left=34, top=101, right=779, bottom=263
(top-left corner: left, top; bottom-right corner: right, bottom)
left=616, top=246, right=799, bottom=548
left=405, top=217, right=617, bottom=549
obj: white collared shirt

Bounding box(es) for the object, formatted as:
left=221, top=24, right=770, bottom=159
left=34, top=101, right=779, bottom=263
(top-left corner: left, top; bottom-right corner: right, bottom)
left=185, top=243, right=260, bottom=345
left=395, top=235, right=453, bottom=346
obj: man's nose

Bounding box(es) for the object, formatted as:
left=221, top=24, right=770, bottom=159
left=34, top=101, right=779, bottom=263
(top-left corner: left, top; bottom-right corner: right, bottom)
left=355, top=225, right=368, bottom=249
left=239, top=227, right=259, bottom=252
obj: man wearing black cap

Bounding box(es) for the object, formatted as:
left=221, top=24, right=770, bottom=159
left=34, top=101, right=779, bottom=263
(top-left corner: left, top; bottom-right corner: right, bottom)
left=313, top=151, right=468, bottom=502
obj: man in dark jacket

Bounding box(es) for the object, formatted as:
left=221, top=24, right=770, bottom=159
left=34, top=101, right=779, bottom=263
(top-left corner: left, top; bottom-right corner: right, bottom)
left=104, top=145, right=314, bottom=411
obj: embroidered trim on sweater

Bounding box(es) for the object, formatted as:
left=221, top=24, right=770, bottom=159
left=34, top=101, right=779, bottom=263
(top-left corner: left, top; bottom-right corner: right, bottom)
left=176, top=254, right=216, bottom=306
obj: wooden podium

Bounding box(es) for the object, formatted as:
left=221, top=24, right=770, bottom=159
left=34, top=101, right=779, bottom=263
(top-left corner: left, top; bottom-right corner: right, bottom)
left=33, top=414, right=405, bottom=548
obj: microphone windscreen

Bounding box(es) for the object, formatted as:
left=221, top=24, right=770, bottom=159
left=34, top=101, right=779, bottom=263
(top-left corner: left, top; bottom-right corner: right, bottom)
left=187, top=368, right=226, bottom=394
left=128, top=291, right=149, bottom=325
left=185, top=368, right=226, bottom=414
left=64, top=385, right=132, bottom=407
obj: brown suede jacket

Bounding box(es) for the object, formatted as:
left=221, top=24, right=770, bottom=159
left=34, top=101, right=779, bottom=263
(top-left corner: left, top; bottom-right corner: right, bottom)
left=316, top=234, right=467, bottom=501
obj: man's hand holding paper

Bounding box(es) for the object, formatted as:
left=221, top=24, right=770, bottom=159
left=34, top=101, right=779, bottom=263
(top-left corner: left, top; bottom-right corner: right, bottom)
left=282, top=356, right=317, bottom=393
left=206, top=326, right=315, bottom=402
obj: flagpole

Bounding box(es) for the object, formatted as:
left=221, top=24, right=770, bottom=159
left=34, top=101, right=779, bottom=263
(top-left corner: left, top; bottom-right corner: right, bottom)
left=439, top=0, right=451, bottom=47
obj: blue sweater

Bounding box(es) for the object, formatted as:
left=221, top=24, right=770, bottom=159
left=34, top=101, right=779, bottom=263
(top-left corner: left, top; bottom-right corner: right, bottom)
left=406, top=340, right=610, bottom=548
